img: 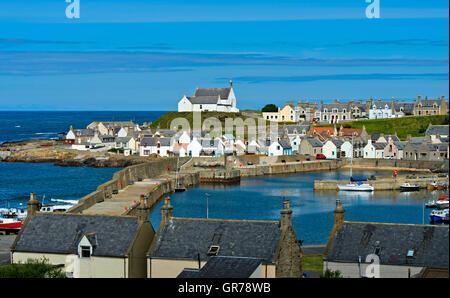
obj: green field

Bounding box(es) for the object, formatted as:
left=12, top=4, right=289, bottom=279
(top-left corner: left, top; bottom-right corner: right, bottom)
left=318, top=115, right=449, bottom=140
left=303, top=254, right=323, bottom=272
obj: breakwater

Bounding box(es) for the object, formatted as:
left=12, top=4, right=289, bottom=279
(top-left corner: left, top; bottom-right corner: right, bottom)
left=314, top=174, right=448, bottom=190
left=68, top=157, right=190, bottom=214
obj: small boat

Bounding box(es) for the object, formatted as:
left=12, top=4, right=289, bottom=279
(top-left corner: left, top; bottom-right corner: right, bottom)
left=338, top=182, right=374, bottom=192
left=400, top=183, right=420, bottom=192
left=40, top=204, right=72, bottom=213
left=174, top=183, right=186, bottom=192
left=427, top=182, right=438, bottom=191
left=425, top=200, right=437, bottom=208
left=430, top=209, right=449, bottom=223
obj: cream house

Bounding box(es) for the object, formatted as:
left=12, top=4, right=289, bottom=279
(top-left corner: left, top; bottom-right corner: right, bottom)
left=263, top=101, right=297, bottom=123
left=147, top=198, right=302, bottom=278
left=10, top=195, right=154, bottom=278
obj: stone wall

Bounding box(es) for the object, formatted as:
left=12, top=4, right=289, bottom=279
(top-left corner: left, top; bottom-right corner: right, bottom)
left=68, top=157, right=190, bottom=213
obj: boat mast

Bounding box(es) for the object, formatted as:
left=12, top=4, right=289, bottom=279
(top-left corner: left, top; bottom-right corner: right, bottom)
left=350, top=135, right=354, bottom=180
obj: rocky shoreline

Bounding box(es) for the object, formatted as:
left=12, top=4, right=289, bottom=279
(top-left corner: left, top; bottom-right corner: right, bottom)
left=0, top=139, right=155, bottom=168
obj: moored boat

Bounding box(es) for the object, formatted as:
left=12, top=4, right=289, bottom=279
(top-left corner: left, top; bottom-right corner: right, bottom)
left=430, top=209, right=449, bottom=223
left=435, top=197, right=449, bottom=209
left=337, top=182, right=374, bottom=192
left=0, top=214, right=23, bottom=232
left=425, top=200, right=437, bottom=208
left=400, top=183, right=420, bottom=192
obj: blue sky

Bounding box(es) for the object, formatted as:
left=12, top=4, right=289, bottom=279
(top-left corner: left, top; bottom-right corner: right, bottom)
left=0, top=0, right=448, bottom=110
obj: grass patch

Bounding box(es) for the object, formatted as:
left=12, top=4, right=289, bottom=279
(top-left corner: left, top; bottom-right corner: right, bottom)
left=302, top=254, right=323, bottom=272
left=148, top=111, right=265, bottom=131
left=318, top=115, right=448, bottom=140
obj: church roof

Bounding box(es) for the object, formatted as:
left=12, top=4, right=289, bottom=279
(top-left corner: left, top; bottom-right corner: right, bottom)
left=194, top=88, right=231, bottom=99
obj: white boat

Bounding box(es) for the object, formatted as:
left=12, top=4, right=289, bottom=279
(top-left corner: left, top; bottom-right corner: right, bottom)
left=338, top=182, right=374, bottom=192
left=40, top=204, right=73, bottom=213
left=337, top=135, right=374, bottom=192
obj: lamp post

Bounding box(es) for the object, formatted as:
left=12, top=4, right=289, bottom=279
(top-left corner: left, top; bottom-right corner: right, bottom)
left=205, top=193, right=211, bottom=219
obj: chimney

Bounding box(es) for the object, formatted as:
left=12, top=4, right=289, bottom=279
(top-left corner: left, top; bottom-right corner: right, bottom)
left=286, top=100, right=290, bottom=106
left=229, top=79, right=233, bottom=88
left=418, top=94, right=421, bottom=101
left=402, top=98, right=404, bottom=103
left=332, top=200, right=345, bottom=232
left=137, top=194, right=150, bottom=224
left=280, top=199, right=293, bottom=231
left=406, top=134, right=412, bottom=142
left=161, top=197, right=173, bottom=226
left=27, top=192, right=40, bottom=218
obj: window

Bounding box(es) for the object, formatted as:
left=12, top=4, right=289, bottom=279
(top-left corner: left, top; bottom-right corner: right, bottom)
left=81, top=246, right=91, bottom=258
left=207, top=245, right=220, bottom=256
left=200, top=105, right=203, bottom=110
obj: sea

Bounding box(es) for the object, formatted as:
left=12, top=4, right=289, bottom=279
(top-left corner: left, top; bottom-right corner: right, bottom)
left=0, top=111, right=447, bottom=245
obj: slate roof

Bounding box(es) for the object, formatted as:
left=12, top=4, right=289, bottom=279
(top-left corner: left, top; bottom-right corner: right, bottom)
left=331, top=139, right=344, bottom=148
left=371, top=133, right=399, bottom=142
left=201, top=139, right=220, bottom=149
left=187, top=96, right=219, bottom=105
left=307, top=137, right=323, bottom=147
left=394, top=103, right=414, bottom=113
left=279, top=140, right=292, bottom=149
left=327, top=222, right=449, bottom=268
left=140, top=137, right=171, bottom=147
left=418, top=99, right=441, bottom=107
left=74, top=129, right=95, bottom=137
left=13, top=213, right=139, bottom=257
left=116, top=137, right=132, bottom=143
left=426, top=125, right=449, bottom=136
left=321, top=103, right=351, bottom=112
left=177, top=256, right=262, bottom=278
left=194, top=88, right=231, bottom=99
left=372, top=143, right=386, bottom=150
left=394, top=141, right=408, bottom=150
left=285, top=125, right=310, bottom=135
left=149, top=218, right=282, bottom=264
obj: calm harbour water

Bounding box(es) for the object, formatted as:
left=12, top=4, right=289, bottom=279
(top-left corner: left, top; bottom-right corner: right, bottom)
left=149, top=169, right=448, bottom=245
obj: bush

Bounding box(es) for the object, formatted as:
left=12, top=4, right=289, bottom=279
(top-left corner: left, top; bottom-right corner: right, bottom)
left=320, top=269, right=343, bottom=278
left=0, top=258, right=66, bottom=278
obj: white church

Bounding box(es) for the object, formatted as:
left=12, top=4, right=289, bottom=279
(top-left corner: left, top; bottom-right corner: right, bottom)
left=178, top=80, right=239, bottom=112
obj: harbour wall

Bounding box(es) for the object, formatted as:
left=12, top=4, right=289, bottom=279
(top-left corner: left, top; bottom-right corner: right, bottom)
left=314, top=174, right=448, bottom=191
left=68, top=157, right=190, bottom=213
left=346, top=159, right=445, bottom=172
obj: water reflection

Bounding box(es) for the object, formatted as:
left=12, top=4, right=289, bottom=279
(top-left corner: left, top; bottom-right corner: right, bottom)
left=149, top=169, right=448, bottom=245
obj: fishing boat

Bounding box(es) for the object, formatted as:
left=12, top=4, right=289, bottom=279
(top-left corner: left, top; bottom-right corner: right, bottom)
left=435, top=197, right=449, bottom=209
left=400, top=182, right=420, bottom=192
left=337, top=136, right=374, bottom=192
left=427, top=182, right=438, bottom=191
left=429, top=209, right=449, bottom=223
left=40, top=204, right=72, bottom=213
left=0, top=214, right=22, bottom=232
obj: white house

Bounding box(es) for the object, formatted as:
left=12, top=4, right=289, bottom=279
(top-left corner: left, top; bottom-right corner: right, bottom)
left=289, top=135, right=302, bottom=154
left=178, top=80, right=239, bottom=112
left=247, top=139, right=261, bottom=155
left=340, top=141, right=353, bottom=159
left=369, top=102, right=392, bottom=119
left=322, top=140, right=343, bottom=159
left=116, top=137, right=137, bottom=154
left=140, top=137, right=172, bottom=157
left=187, top=138, right=202, bottom=157
left=363, top=140, right=385, bottom=159
left=201, top=139, right=224, bottom=157
left=117, top=127, right=129, bottom=138
left=234, top=139, right=247, bottom=155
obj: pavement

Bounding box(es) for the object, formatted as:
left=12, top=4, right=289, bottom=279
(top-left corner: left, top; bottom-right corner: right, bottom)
left=0, top=234, right=16, bottom=266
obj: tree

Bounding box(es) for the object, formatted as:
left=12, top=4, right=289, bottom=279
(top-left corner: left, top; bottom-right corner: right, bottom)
left=262, top=104, right=278, bottom=113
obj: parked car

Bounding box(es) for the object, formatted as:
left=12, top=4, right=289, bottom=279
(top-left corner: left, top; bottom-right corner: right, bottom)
left=316, top=154, right=326, bottom=159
